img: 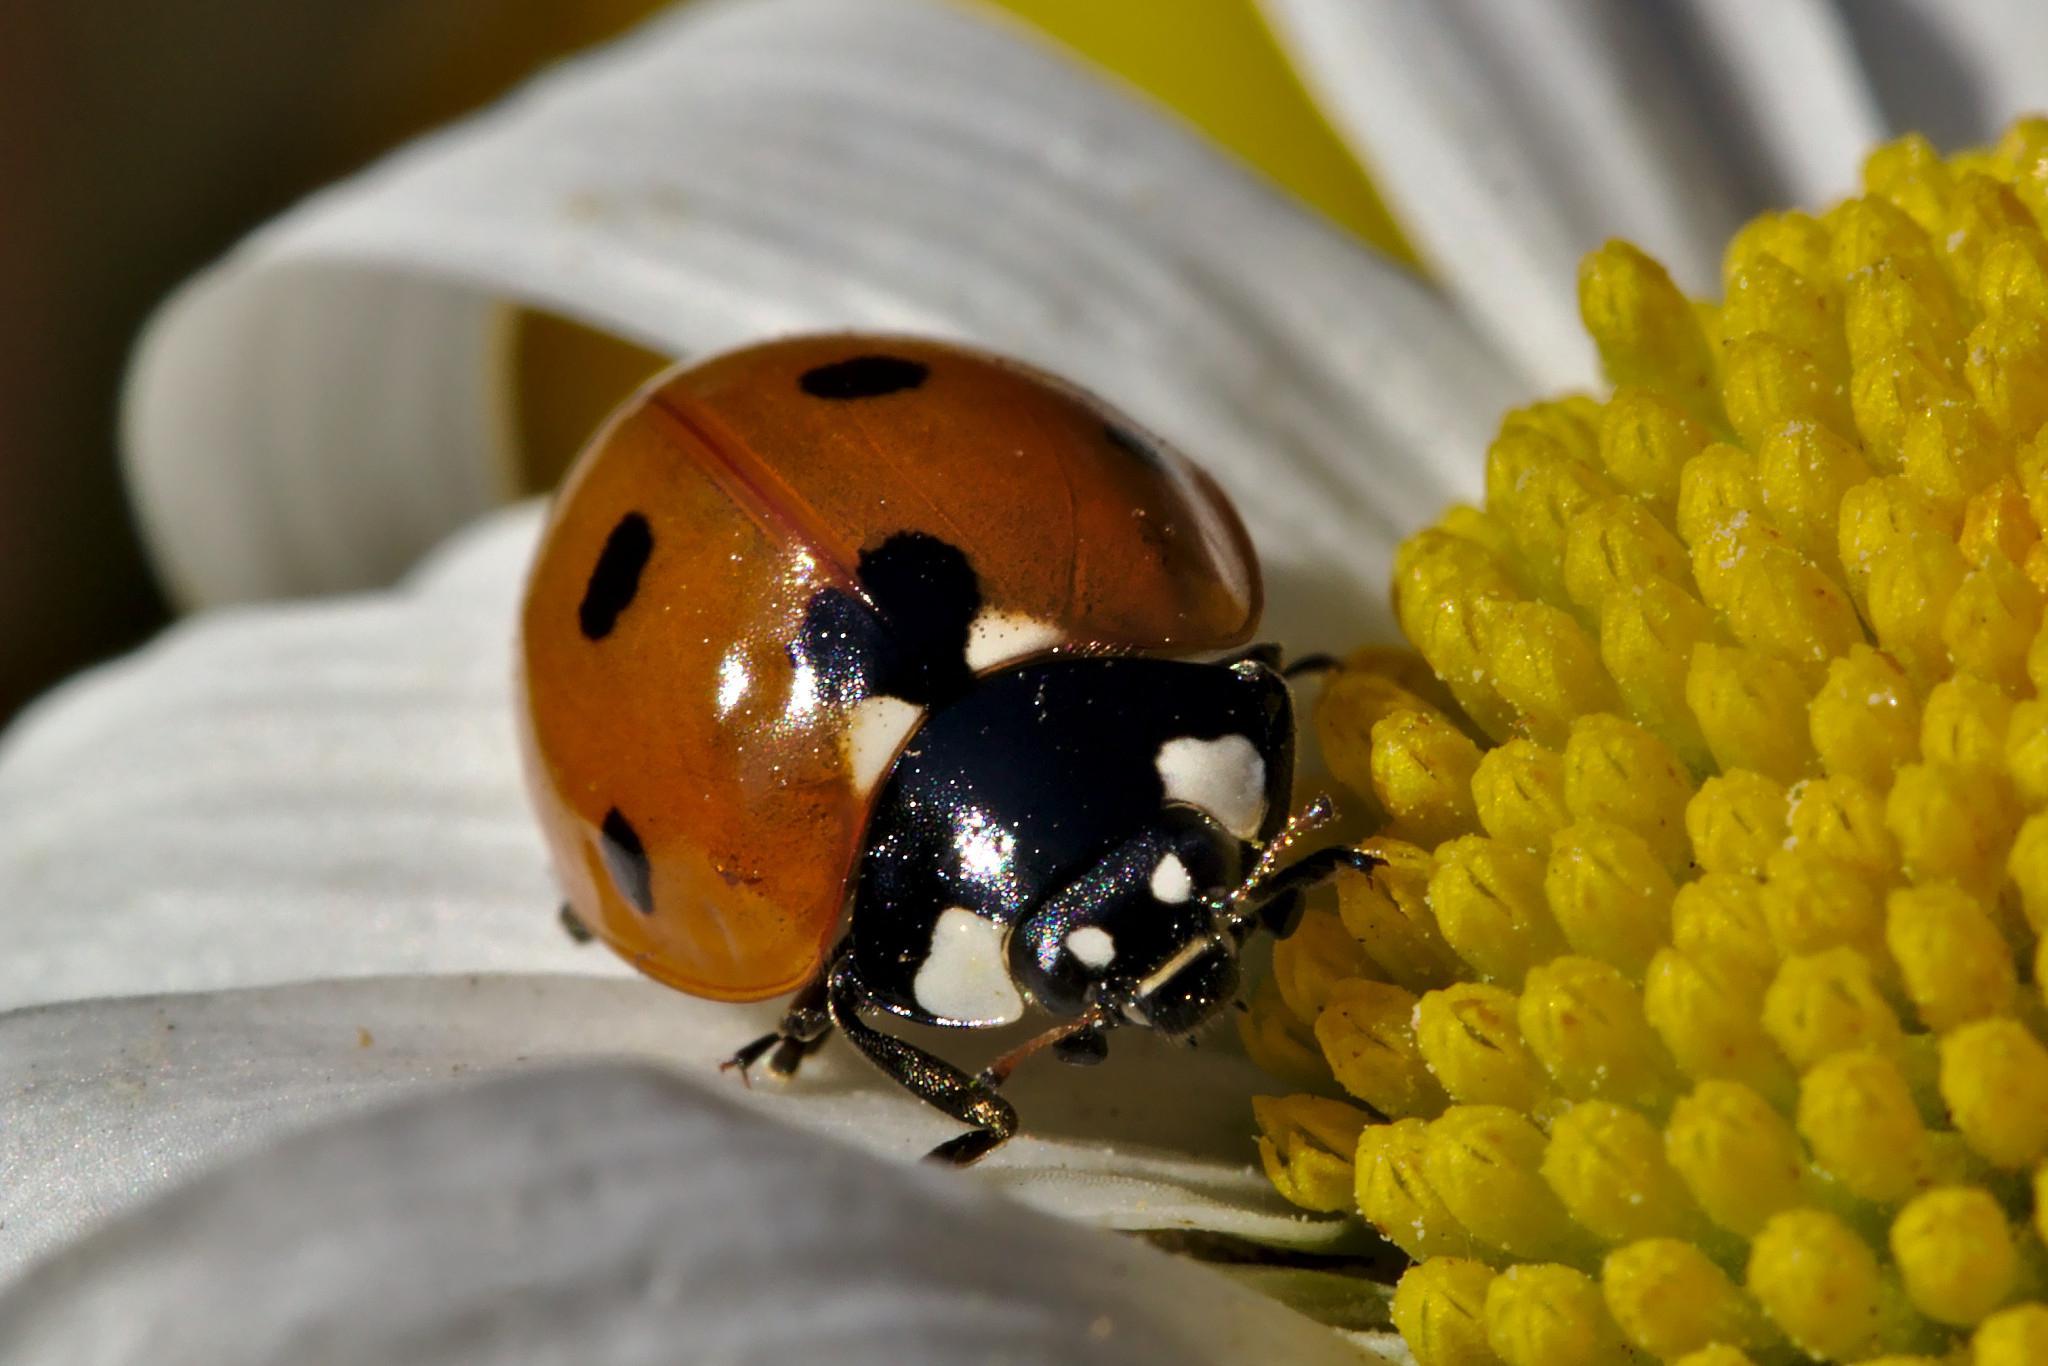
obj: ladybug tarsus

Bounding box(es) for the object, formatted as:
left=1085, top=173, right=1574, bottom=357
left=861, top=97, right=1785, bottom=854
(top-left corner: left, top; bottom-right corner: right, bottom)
left=721, top=966, right=835, bottom=1085
left=1278, top=652, right=1343, bottom=680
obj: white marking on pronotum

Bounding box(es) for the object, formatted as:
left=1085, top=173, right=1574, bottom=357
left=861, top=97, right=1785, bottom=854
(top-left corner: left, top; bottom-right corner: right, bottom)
left=843, top=695, right=924, bottom=794
left=963, top=609, right=1062, bottom=673
left=913, top=907, right=1025, bottom=1024
left=1154, top=734, right=1266, bottom=839
left=1066, top=925, right=1116, bottom=969
left=1149, top=852, right=1193, bottom=903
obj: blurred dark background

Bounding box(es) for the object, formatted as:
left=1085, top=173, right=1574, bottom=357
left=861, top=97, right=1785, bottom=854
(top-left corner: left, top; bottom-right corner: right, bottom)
left=0, top=0, right=669, bottom=727
left=0, top=0, right=1393, bottom=731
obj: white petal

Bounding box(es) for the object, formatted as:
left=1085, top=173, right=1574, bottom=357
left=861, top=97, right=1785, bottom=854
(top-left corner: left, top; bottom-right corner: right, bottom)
left=1833, top=0, right=2048, bottom=146
left=1658, top=0, right=1887, bottom=205
left=1260, top=0, right=1756, bottom=390
left=127, top=0, right=1516, bottom=648
left=0, top=1060, right=1386, bottom=1364
left=0, top=507, right=591, bottom=1011
left=0, top=978, right=1367, bottom=1290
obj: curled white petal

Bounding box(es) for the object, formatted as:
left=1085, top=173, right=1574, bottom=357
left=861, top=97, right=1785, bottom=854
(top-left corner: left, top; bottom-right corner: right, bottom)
left=1260, top=0, right=1737, bottom=388
left=0, top=508, right=588, bottom=1012
left=1661, top=0, right=1885, bottom=206
left=0, top=1060, right=1386, bottom=1364
left=1834, top=0, right=2048, bottom=147
left=0, top=974, right=1367, bottom=1280
left=126, top=0, right=1515, bottom=649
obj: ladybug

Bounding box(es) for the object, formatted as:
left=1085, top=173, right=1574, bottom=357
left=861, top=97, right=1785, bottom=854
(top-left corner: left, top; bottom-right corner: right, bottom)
left=518, top=335, right=1377, bottom=1164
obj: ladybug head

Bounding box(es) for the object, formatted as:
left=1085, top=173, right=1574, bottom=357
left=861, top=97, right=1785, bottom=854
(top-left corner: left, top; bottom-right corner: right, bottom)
left=1008, top=804, right=1250, bottom=1037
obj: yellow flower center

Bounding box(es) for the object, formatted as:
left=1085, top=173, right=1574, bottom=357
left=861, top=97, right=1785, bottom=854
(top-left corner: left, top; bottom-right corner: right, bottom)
left=1250, top=121, right=2048, bottom=1366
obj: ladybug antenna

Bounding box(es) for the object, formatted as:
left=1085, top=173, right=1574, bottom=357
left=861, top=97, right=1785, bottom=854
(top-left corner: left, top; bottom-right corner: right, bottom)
left=1220, top=793, right=1338, bottom=935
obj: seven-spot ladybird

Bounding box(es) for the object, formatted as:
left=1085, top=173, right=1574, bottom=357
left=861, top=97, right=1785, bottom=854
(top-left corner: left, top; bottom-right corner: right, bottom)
left=517, top=335, right=1376, bottom=1164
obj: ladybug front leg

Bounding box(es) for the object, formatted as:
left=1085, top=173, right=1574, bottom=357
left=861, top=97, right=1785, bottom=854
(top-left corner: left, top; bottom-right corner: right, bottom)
left=824, top=953, right=1018, bottom=1167
left=1233, top=845, right=1384, bottom=936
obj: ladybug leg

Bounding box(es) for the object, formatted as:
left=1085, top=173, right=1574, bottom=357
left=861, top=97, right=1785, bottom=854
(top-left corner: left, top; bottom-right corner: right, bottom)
left=1216, top=642, right=1341, bottom=680
left=557, top=902, right=595, bottom=944
left=824, top=954, right=1018, bottom=1167
left=1219, top=641, right=1284, bottom=671
left=722, top=950, right=839, bottom=1084
left=1278, top=652, right=1341, bottom=680
left=1234, top=846, right=1383, bottom=935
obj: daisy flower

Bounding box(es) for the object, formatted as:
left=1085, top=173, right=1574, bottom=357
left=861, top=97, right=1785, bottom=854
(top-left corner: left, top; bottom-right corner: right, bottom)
left=1, top=0, right=2043, bottom=1360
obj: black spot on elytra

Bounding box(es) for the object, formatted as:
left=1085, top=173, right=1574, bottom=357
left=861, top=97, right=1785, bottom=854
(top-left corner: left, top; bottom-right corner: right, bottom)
left=791, top=532, right=979, bottom=707
left=599, top=808, right=654, bottom=915
left=1102, top=421, right=1166, bottom=468
left=799, top=355, right=929, bottom=400
left=578, top=513, right=653, bottom=640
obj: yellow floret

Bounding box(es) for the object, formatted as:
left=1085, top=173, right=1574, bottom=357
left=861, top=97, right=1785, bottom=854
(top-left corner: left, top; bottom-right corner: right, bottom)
left=1746, top=1208, right=1885, bottom=1360
left=1516, top=955, right=1676, bottom=1106
left=1808, top=644, right=1921, bottom=786
left=1939, top=1020, right=2048, bottom=1169
left=1974, top=1304, right=2048, bottom=1366
left=1685, top=770, right=1788, bottom=878
left=1758, top=420, right=1871, bottom=571
left=1252, top=1095, right=1368, bottom=1213
left=1761, top=946, right=1905, bottom=1070
left=1234, top=972, right=1333, bottom=1092
left=1469, top=739, right=1571, bottom=852
left=1642, top=946, right=1790, bottom=1102
left=1663, top=1080, right=1806, bottom=1238
left=1313, top=975, right=1444, bottom=1119
left=1670, top=1348, right=1755, bottom=1366
left=1886, top=761, right=2022, bottom=892
left=1890, top=1187, right=2018, bottom=1326
left=1597, top=577, right=1718, bottom=768
left=1425, top=1106, right=1593, bottom=1264
left=2005, top=698, right=2048, bottom=807
left=1372, top=708, right=1485, bottom=848
left=1393, top=1258, right=1502, bottom=1366
left=1270, top=906, right=1375, bottom=1024
left=1561, top=715, right=1694, bottom=870
left=1598, top=387, right=1708, bottom=513
left=1668, top=873, right=1777, bottom=980
left=1540, top=1101, right=1702, bottom=1246
left=1580, top=241, right=1717, bottom=413
left=1885, top=884, right=2017, bottom=1030
left=1356, top=1118, right=1479, bottom=1261
left=1796, top=1049, right=1934, bottom=1203
left=1331, top=838, right=1462, bottom=991
left=1686, top=644, right=1817, bottom=781
left=1564, top=495, right=1693, bottom=624
left=1785, top=773, right=1898, bottom=876
left=1542, top=821, right=1676, bottom=977
left=2011, top=813, right=2048, bottom=934
left=1415, top=983, right=1549, bottom=1112
left=1602, top=1236, right=1768, bottom=1360
left=1428, top=836, right=1565, bottom=987
left=1482, top=1262, right=1633, bottom=1366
